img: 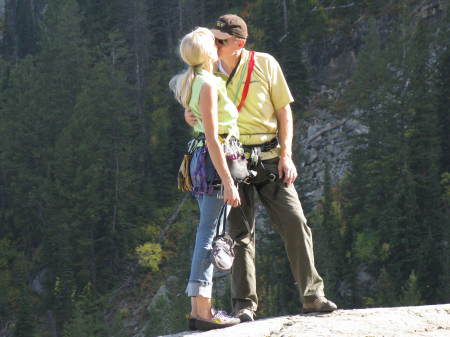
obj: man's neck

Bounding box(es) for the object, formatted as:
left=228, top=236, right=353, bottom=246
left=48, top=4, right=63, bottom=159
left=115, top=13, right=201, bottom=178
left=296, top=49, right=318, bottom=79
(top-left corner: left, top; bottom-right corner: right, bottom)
left=220, top=49, right=243, bottom=75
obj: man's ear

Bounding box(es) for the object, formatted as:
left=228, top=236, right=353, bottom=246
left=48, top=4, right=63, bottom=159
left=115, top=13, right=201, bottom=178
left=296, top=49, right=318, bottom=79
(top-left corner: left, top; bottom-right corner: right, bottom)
left=238, top=39, right=246, bottom=48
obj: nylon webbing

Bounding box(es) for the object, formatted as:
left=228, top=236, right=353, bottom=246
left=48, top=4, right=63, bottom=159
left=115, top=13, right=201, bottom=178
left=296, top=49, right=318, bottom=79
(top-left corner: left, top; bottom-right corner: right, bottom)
left=237, top=51, right=255, bottom=112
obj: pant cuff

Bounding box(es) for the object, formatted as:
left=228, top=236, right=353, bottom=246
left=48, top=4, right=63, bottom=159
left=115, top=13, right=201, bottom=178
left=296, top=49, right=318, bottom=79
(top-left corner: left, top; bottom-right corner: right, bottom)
left=186, top=281, right=213, bottom=298
left=302, top=289, right=325, bottom=301
left=233, top=299, right=257, bottom=312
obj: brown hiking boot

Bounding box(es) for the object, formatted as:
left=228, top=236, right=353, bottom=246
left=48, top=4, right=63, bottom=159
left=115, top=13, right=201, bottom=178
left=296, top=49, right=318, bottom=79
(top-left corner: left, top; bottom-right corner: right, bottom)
left=235, top=308, right=255, bottom=322
left=302, top=296, right=337, bottom=313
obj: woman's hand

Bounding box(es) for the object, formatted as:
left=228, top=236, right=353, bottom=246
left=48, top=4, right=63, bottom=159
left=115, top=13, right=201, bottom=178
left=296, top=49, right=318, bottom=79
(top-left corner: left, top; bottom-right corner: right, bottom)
left=223, top=182, right=241, bottom=207
left=184, top=108, right=197, bottom=127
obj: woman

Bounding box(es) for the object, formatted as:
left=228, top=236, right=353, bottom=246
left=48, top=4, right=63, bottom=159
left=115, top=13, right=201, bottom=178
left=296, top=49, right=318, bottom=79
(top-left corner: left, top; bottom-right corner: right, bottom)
left=170, top=27, right=241, bottom=330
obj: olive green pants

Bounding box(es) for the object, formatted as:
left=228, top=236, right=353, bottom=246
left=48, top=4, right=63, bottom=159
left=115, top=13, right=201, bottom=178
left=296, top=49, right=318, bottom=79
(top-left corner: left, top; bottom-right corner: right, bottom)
left=228, top=157, right=325, bottom=313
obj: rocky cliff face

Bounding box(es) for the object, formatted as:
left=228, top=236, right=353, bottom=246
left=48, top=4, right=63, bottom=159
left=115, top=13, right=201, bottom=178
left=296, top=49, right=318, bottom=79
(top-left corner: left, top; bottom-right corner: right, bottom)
left=294, top=22, right=367, bottom=205
left=296, top=111, right=367, bottom=202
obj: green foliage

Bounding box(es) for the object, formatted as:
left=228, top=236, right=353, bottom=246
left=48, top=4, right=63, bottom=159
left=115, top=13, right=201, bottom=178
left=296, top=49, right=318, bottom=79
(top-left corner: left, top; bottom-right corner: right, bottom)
left=312, top=7, right=449, bottom=309
left=13, top=287, right=35, bottom=337
left=399, top=271, right=423, bottom=306
left=373, top=268, right=397, bottom=307
left=354, top=231, right=379, bottom=262
left=145, top=280, right=190, bottom=337
left=441, top=172, right=450, bottom=204
left=145, top=295, right=172, bottom=336
left=63, top=284, right=108, bottom=337
left=313, top=163, right=349, bottom=305
left=135, top=243, right=162, bottom=271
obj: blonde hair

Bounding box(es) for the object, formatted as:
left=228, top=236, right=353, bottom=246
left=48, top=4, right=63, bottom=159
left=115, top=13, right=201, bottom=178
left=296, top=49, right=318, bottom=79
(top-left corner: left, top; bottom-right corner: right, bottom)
left=169, top=27, right=216, bottom=108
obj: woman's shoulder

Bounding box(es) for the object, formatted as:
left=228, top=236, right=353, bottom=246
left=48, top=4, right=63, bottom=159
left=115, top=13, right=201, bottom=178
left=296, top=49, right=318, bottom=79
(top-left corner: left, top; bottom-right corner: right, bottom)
left=191, top=72, right=213, bottom=95
left=196, top=70, right=223, bottom=86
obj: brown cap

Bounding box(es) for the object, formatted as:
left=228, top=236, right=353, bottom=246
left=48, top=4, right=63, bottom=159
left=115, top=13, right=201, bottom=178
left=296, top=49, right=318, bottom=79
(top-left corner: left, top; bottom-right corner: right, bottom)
left=211, top=14, right=248, bottom=40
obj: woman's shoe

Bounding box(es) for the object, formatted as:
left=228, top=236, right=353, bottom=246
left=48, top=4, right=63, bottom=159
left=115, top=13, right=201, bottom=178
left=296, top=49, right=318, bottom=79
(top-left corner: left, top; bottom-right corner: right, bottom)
left=187, top=316, right=197, bottom=330
left=195, top=310, right=240, bottom=331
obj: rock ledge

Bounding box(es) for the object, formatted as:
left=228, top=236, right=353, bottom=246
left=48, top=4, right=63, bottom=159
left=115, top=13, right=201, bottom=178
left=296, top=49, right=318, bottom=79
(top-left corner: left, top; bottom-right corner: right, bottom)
left=163, top=304, right=450, bottom=337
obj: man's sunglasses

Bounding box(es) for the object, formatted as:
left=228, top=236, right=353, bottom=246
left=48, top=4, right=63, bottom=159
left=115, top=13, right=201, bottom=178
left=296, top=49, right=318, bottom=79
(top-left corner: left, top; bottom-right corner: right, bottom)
left=216, top=39, right=229, bottom=45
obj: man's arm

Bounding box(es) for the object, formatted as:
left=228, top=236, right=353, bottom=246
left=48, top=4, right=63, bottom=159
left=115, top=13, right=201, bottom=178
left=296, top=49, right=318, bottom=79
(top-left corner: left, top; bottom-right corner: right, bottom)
left=276, top=103, right=297, bottom=185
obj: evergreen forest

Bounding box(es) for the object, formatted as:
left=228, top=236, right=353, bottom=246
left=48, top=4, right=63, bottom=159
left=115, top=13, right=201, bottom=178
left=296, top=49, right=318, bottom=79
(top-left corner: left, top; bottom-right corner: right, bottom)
left=0, top=0, right=449, bottom=336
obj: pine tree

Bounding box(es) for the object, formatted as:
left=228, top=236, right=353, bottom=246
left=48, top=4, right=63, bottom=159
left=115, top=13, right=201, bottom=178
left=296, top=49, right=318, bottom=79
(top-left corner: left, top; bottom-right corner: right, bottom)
left=398, top=270, right=423, bottom=306
left=0, top=56, right=45, bottom=252
left=13, top=287, right=34, bottom=337
left=15, top=0, right=37, bottom=57
left=402, top=21, right=443, bottom=303
left=63, top=284, right=108, bottom=337
left=342, top=10, right=448, bottom=306
left=435, top=43, right=450, bottom=304
left=53, top=52, right=137, bottom=291
left=314, top=162, right=346, bottom=303
left=35, top=0, right=91, bottom=329
left=373, top=268, right=397, bottom=307
left=278, top=0, right=310, bottom=116
left=12, top=254, right=34, bottom=337
left=342, top=17, right=405, bottom=304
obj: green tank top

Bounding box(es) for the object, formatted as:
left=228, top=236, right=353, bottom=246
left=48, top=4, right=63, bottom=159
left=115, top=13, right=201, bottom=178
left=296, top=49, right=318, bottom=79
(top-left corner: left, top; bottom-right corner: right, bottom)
left=189, top=68, right=239, bottom=138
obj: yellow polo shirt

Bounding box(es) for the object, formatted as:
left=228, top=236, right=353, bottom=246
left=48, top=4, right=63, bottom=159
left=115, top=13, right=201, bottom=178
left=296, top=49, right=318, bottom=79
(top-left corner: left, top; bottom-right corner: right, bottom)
left=216, top=49, right=294, bottom=159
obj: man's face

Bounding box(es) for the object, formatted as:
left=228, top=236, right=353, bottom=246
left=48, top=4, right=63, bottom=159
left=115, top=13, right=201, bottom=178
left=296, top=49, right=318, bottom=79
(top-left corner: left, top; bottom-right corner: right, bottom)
left=215, top=36, right=242, bottom=59
left=209, top=37, right=219, bottom=62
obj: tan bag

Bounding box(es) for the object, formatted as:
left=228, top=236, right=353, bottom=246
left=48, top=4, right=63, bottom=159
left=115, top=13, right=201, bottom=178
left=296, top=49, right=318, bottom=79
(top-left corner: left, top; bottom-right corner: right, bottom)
left=178, top=154, right=193, bottom=191
left=178, top=137, right=203, bottom=191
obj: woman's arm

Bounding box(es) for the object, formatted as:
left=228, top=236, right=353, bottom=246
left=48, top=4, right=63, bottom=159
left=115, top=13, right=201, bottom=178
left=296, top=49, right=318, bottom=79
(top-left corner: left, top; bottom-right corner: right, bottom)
left=199, top=83, right=240, bottom=207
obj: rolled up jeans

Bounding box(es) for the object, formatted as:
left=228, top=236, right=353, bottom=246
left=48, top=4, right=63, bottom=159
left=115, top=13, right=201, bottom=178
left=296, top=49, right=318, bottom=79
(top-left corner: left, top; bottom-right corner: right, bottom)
left=186, top=146, right=228, bottom=297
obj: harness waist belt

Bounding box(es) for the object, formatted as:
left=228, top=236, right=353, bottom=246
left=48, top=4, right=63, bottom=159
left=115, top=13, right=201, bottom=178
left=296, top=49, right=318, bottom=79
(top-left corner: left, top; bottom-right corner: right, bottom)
left=197, top=133, right=228, bottom=139
left=242, top=137, right=279, bottom=153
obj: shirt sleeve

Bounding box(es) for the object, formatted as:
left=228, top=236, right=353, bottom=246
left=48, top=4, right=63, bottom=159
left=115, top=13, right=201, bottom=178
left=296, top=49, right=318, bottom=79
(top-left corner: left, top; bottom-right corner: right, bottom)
left=268, top=55, right=294, bottom=110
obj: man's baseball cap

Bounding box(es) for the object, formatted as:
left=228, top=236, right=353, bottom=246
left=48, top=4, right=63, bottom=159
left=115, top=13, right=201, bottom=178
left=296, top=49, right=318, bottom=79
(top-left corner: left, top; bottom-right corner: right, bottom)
left=211, top=14, right=248, bottom=40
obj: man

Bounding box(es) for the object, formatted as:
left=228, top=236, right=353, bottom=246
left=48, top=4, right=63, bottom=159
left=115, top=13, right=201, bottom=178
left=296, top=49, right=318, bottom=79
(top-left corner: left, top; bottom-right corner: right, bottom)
left=185, top=14, right=337, bottom=321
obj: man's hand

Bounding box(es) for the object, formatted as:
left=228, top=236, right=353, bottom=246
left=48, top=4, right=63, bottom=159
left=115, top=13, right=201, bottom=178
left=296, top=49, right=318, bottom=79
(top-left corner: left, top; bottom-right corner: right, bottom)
left=278, top=155, right=297, bottom=185
left=184, top=109, right=197, bottom=127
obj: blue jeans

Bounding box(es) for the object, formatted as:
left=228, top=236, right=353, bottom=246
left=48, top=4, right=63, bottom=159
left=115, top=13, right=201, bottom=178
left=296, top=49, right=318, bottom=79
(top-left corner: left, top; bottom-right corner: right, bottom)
left=186, top=146, right=227, bottom=297
left=186, top=193, right=226, bottom=297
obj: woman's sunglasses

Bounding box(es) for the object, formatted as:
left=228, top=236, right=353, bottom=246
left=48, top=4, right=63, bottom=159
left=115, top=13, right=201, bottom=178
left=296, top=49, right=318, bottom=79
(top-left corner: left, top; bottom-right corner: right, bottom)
left=216, top=39, right=229, bottom=46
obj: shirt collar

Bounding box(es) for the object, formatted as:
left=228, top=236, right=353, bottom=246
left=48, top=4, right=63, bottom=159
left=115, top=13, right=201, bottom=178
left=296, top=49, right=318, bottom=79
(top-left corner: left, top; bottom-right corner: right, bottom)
left=217, top=49, right=249, bottom=78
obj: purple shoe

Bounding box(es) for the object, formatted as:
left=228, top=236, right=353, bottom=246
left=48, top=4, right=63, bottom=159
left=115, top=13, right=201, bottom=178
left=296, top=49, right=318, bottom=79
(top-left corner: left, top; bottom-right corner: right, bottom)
left=195, top=309, right=240, bottom=331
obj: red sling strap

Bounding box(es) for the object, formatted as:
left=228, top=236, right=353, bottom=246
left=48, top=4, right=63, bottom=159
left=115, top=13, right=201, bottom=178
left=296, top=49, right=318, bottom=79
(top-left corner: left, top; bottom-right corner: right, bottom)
left=236, top=51, right=255, bottom=112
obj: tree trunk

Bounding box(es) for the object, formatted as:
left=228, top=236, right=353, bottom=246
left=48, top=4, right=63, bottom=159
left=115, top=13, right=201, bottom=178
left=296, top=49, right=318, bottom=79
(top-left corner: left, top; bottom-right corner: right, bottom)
left=282, top=0, right=288, bottom=35
left=178, top=0, right=183, bottom=34
left=4, top=0, right=18, bottom=60
left=200, top=0, right=205, bottom=26
left=112, top=143, right=119, bottom=234
left=46, top=310, right=58, bottom=337
left=89, top=227, right=97, bottom=290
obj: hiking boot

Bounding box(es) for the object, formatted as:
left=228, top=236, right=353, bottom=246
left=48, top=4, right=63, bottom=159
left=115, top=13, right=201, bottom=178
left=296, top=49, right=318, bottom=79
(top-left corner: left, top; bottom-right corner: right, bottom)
left=195, top=310, right=240, bottom=330
left=236, top=308, right=255, bottom=322
left=302, top=296, right=337, bottom=313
